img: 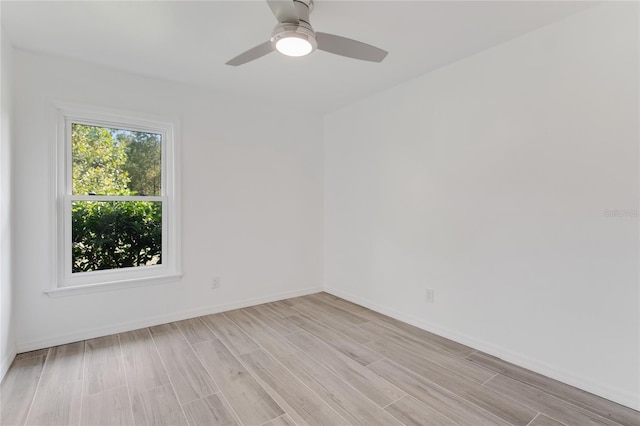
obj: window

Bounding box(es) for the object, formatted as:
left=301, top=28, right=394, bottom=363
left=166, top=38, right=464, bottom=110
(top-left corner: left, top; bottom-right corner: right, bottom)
left=50, top=103, right=181, bottom=295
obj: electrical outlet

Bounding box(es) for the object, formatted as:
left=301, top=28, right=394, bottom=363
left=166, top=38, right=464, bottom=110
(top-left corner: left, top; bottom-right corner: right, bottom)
left=425, top=288, right=434, bottom=303
left=212, top=277, right=220, bottom=289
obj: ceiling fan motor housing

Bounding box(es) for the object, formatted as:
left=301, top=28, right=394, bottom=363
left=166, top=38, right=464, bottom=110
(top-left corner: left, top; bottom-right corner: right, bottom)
left=270, top=0, right=317, bottom=53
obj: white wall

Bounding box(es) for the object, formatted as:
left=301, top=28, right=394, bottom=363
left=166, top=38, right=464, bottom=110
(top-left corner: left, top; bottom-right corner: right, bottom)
left=324, top=2, right=639, bottom=409
left=0, top=28, right=16, bottom=378
left=12, top=50, right=324, bottom=350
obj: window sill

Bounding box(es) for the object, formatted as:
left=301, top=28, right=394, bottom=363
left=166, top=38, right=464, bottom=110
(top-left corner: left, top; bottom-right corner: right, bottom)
left=44, top=273, right=183, bottom=298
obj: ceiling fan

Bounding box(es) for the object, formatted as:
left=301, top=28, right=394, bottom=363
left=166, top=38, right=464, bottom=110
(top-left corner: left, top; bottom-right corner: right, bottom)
left=226, top=0, right=388, bottom=66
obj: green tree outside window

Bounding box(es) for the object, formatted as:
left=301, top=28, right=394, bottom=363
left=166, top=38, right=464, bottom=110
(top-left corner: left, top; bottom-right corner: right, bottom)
left=71, top=124, right=163, bottom=273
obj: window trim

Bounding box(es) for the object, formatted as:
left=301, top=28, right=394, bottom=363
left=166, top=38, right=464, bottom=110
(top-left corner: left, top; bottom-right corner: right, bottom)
left=47, top=102, right=182, bottom=296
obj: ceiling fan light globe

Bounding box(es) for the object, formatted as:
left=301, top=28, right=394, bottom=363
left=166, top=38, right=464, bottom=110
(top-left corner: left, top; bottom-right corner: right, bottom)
left=276, top=36, right=313, bottom=57
left=271, top=24, right=317, bottom=58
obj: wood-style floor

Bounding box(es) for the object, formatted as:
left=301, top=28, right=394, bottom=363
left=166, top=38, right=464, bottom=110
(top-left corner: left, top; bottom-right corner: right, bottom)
left=1, top=292, right=638, bottom=426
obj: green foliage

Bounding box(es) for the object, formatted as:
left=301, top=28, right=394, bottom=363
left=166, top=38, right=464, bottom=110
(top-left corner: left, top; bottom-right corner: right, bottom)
left=72, top=202, right=162, bottom=273
left=72, top=124, right=131, bottom=195
left=70, top=124, right=163, bottom=273
left=118, top=131, right=162, bottom=196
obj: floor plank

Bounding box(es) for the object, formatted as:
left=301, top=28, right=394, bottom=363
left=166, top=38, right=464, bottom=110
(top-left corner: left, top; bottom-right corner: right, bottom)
left=277, top=350, right=403, bottom=425
left=25, top=342, right=84, bottom=426
left=529, top=413, right=567, bottom=426
left=0, top=355, right=47, bottom=426
left=289, top=313, right=382, bottom=366
left=244, top=304, right=303, bottom=335
left=151, top=323, right=219, bottom=404
left=365, top=312, right=475, bottom=357
left=309, top=292, right=375, bottom=316
left=174, top=317, right=217, bottom=345
left=224, top=310, right=299, bottom=359
left=485, top=374, right=622, bottom=426
left=264, top=301, right=301, bottom=318
left=279, top=297, right=298, bottom=305
left=261, top=414, right=296, bottom=426
left=286, top=331, right=406, bottom=407
left=281, top=296, right=312, bottom=307
left=289, top=301, right=378, bottom=344
left=14, top=349, right=50, bottom=361
left=315, top=293, right=476, bottom=358
left=192, top=338, right=284, bottom=425
left=131, top=383, right=188, bottom=426
left=119, top=328, right=170, bottom=396
left=239, top=349, right=347, bottom=425
left=362, top=322, right=495, bottom=383
left=84, top=335, right=126, bottom=396
left=148, top=323, right=175, bottom=335
left=199, top=313, right=261, bottom=356
left=300, top=295, right=370, bottom=325
left=468, top=351, right=640, bottom=426
left=182, top=393, right=239, bottom=426
left=367, top=339, right=537, bottom=425
left=385, top=395, right=459, bottom=426
left=80, top=385, right=134, bottom=426
left=368, top=358, right=512, bottom=426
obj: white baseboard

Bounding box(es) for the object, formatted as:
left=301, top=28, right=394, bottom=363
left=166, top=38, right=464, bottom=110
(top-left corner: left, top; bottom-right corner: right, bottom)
left=16, top=286, right=322, bottom=353
left=324, top=286, right=640, bottom=411
left=0, top=346, right=17, bottom=383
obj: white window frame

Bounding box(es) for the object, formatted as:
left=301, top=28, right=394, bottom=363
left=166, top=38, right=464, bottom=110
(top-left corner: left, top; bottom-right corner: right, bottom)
left=47, top=102, right=182, bottom=297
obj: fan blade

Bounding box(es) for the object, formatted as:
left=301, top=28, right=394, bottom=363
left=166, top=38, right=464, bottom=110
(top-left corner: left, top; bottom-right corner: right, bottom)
left=226, top=41, right=274, bottom=66
left=316, top=32, right=388, bottom=62
left=267, top=0, right=299, bottom=23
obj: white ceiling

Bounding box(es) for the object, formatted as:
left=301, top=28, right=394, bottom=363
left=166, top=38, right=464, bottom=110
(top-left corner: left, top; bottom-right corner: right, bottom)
left=2, top=1, right=595, bottom=112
